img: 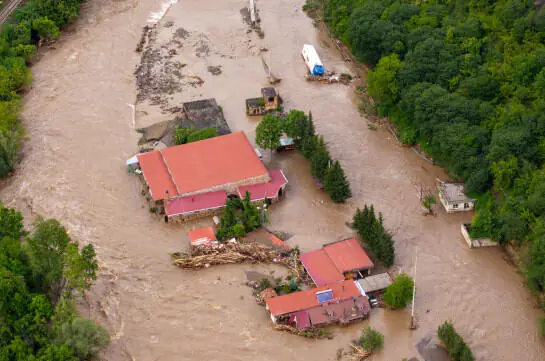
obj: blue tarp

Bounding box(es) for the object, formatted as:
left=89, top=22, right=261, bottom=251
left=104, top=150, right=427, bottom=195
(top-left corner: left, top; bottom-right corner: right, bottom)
left=311, top=65, right=324, bottom=76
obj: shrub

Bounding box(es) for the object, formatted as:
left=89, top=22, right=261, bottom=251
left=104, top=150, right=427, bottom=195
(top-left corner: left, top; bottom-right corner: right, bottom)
left=0, top=131, right=20, bottom=177
left=186, top=127, right=218, bottom=143
left=437, top=321, right=475, bottom=361
left=383, top=273, right=414, bottom=309
left=232, top=223, right=246, bottom=238
left=174, top=126, right=194, bottom=145
left=54, top=318, right=110, bottom=360
left=359, top=326, right=384, bottom=353
left=32, top=17, right=60, bottom=40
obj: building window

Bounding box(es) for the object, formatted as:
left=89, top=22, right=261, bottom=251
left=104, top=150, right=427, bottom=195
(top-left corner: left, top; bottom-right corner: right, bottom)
left=453, top=203, right=459, bottom=209
left=464, top=203, right=470, bottom=209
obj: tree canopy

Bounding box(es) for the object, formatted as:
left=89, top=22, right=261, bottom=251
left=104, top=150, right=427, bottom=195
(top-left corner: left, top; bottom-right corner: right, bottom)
left=320, top=0, right=545, bottom=308
left=383, top=273, right=414, bottom=309
left=0, top=205, right=108, bottom=359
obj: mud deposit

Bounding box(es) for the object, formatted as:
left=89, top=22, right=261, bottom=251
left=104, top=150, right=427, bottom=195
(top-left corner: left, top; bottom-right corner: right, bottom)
left=1, top=0, right=544, bottom=360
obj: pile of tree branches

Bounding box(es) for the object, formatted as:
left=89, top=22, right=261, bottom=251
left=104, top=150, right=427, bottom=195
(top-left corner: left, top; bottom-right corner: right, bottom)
left=273, top=324, right=332, bottom=339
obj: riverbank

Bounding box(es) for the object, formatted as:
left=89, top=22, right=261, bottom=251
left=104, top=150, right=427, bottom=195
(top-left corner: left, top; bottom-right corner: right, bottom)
left=0, top=0, right=543, bottom=360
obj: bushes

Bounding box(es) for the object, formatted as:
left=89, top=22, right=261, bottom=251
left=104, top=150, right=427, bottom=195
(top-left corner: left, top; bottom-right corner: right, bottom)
left=359, top=326, right=384, bottom=353
left=174, top=127, right=218, bottom=145
left=437, top=322, right=475, bottom=361
left=215, top=192, right=262, bottom=241
left=383, top=273, right=414, bottom=308
left=54, top=318, right=110, bottom=360
left=352, top=205, right=395, bottom=266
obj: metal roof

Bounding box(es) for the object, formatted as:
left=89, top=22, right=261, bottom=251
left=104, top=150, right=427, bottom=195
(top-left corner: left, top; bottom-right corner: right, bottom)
left=438, top=182, right=475, bottom=204
left=356, top=273, right=393, bottom=293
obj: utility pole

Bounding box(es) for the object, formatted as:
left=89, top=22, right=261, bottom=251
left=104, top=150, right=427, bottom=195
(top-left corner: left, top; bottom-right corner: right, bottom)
left=410, top=247, right=418, bottom=330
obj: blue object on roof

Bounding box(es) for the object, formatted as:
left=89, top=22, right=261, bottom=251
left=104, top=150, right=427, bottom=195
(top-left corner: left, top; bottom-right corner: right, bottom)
left=316, top=289, right=334, bottom=303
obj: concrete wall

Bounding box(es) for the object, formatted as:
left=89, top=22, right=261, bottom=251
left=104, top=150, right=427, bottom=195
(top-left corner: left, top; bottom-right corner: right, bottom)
left=460, top=224, right=497, bottom=248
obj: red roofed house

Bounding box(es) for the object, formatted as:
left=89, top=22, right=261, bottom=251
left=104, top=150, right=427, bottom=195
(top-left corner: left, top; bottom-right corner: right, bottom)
left=135, top=132, right=288, bottom=221
left=300, top=238, right=374, bottom=287
left=264, top=280, right=371, bottom=329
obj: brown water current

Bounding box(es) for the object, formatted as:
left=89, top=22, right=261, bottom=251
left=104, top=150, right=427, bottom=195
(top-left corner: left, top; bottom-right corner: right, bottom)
left=1, top=0, right=544, bottom=360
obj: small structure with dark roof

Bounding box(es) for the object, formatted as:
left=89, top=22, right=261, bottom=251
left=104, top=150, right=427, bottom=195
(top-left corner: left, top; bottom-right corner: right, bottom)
left=300, top=238, right=374, bottom=287
left=437, top=182, right=475, bottom=213
left=181, top=98, right=231, bottom=135
left=245, top=88, right=280, bottom=115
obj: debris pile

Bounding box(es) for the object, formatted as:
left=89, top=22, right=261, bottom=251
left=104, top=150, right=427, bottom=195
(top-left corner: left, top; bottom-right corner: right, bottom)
left=172, top=242, right=288, bottom=269
left=273, top=324, right=333, bottom=339
left=347, top=344, right=371, bottom=361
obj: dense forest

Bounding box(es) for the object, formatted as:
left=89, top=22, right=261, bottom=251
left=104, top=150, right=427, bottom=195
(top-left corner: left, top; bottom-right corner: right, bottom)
left=0, top=0, right=85, bottom=176
left=308, top=0, right=545, bottom=314
left=0, top=206, right=109, bottom=359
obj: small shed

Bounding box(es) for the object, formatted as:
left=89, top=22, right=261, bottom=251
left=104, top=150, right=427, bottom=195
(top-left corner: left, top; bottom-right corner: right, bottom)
left=356, top=273, right=393, bottom=295
left=188, top=226, right=217, bottom=247
left=246, top=98, right=265, bottom=115
left=437, top=182, right=475, bottom=213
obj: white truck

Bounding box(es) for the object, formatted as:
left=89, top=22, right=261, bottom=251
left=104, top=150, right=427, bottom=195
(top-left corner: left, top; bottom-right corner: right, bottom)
left=301, top=44, right=324, bottom=76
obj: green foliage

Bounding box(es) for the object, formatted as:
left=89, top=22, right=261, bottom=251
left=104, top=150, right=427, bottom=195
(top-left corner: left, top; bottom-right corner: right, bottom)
left=539, top=316, right=545, bottom=338
left=53, top=318, right=110, bottom=360
left=186, top=127, right=218, bottom=143
left=175, top=127, right=218, bottom=145
left=32, top=17, right=60, bottom=39
left=383, top=273, right=414, bottom=309
left=437, top=322, right=475, bottom=361
left=359, top=326, right=384, bottom=353
left=256, top=114, right=283, bottom=153
left=216, top=193, right=262, bottom=241
left=0, top=205, right=107, bottom=359
left=310, top=136, right=330, bottom=182
left=423, top=194, right=437, bottom=212
left=324, top=160, right=352, bottom=202
left=352, top=205, right=395, bottom=266
left=0, top=131, right=21, bottom=177
left=318, top=0, right=545, bottom=292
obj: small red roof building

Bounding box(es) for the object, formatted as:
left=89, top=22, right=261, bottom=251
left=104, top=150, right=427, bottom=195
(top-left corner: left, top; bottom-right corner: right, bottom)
left=300, top=238, right=374, bottom=287
left=188, top=227, right=217, bottom=247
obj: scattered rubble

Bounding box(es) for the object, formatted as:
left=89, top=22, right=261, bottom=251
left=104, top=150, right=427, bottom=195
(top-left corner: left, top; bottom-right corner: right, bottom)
left=207, top=66, right=222, bottom=75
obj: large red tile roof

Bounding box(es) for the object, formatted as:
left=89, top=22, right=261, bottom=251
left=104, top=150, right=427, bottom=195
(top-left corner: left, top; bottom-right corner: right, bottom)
left=138, top=132, right=268, bottom=201
left=300, top=249, right=345, bottom=286
left=300, top=238, right=374, bottom=286
left=164, top=190, right=227, bottom=216
left=265, top=280, right=361, bottom=317
left=237, top=169, right=287, bottom=201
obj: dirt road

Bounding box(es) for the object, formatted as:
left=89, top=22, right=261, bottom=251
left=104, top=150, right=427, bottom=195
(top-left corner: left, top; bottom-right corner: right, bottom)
left=0, top=0, right=543, bottom=360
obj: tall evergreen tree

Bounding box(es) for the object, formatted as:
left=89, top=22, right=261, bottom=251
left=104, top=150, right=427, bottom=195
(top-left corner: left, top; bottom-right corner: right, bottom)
left=324, top=160, right=352, bottom=203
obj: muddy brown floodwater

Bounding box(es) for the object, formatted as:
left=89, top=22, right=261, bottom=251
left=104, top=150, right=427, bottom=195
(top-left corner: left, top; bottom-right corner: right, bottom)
left=1, top=0, right=544, bottom=360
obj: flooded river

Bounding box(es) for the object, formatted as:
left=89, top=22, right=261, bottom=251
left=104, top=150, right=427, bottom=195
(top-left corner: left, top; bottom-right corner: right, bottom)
left=1, top=0, right=543, bottom=360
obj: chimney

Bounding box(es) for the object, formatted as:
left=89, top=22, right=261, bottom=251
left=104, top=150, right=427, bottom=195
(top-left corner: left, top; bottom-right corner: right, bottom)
left=165, top=190, right=170, bottom=201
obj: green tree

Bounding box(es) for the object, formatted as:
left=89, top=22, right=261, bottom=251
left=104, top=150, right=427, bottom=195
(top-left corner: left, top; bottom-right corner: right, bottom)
left=63, top=243, right=98, bottom=297
left=0, top=131, right=21, bottom=177
left=0, top=205, right=26, bottom=239
left=25, top=218, right=71, bottom=296
left=324, top=160, right=352, bottom=202
left=359, top=326, right=384, bottom=353
left=310, top=136, right=330, bottom=182
left=239, top=191, right=261, bottom=231
left=32, top=17, right=60, bottom=40
left=367, top=53, right=403, bottom=105
left=54, top=318, right=110, bottom=360
left=383, top=273, right=414, bottom=308
left=256, top=114, right=283, bottom=155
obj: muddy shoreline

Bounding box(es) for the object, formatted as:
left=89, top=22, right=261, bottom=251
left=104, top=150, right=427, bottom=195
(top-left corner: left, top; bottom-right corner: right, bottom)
left=0, top=0, right=543, bottom=360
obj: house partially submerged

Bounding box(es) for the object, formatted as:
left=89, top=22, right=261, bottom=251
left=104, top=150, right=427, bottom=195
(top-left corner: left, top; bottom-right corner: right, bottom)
left=135, top=132, right=288, bottom=222
left=264, top=280, right=371, bottom=329
left=300, top=238, right=374, bottom=287
left=437, top=182, right=475, bottom=213
left=245, top=88, right=280, bottom=115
